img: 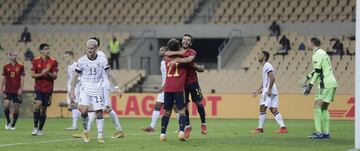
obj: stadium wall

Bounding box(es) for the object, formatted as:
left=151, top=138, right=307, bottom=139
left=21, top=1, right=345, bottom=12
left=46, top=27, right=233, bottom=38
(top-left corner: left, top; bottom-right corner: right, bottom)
left=0, top=22, right=354, bottom=38
left=11, top=93, right=354, bottom=120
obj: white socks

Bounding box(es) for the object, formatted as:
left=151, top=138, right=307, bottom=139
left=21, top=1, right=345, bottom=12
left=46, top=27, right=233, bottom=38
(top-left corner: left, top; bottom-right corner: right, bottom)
left=96, top=118, right=104, bottom=138
left=150, top=110, right=160, bottom=128
left=87, top=112, right=96, bottom=131
left=71, top=109, right=80, bottom=128
left=258, top=112, right=266, bottom=129
left=274, top=112, right=285, bottom=127
left=109, top=110, right=123, bottom=131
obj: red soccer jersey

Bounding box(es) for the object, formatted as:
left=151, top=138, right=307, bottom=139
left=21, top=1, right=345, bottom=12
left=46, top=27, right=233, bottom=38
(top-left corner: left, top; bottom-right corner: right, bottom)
left=183, top=48, right=198, bottom=84
left=2, top=62, right=25, bottom=93
left=164, top=56, right=188, bottom=92
left=31, top=56, right=58, bottom=93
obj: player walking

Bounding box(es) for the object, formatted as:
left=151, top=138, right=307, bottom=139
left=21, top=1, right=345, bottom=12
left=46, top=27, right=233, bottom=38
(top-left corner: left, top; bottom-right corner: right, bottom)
left=1, top=52, right=25, bottom=130
left=31, top=43, right=58, bottom=136
left=252, top=51, right=288, bottom=133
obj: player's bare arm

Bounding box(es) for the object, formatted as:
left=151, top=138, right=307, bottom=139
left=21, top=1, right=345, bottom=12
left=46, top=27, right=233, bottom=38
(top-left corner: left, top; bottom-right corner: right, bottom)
left=164, top=49, right=186, bottom=56
left=18, top=74, right=24, bottom=95
left=252, top=82, right=263, bottom=97
left=47, top=71, right=58, bottom=79
left=106, top=69, right=123, bottom=98
left=168, top=56, right=195, bottom=67
left=0, top=75, right=5, bottom=95
left=267, top=71, right=275, bottom=96
left=69, top=71, right=80, bottom=103
left=193, top=63, right=205, bottom=72
left=31, top=71, right=44, bottom=78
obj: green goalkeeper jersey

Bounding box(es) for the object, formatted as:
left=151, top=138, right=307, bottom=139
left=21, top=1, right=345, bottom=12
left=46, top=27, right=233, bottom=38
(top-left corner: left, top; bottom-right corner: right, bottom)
left=307, top=47, right=337, bottom=89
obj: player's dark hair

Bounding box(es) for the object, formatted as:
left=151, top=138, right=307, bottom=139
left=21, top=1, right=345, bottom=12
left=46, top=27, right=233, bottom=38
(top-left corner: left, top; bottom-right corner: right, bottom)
left=167, top=39, right=180, bottom=51
left=39, top=43, right=50, bottom=50
left=311, top=37, right=321, bottom=47
left=261, top=51, right=270, bottom=61
left=183, top=33, right=193, bottom=43
left=90, top=37, right=100, bottom=46
left=65, top=50, right=74, bottom=56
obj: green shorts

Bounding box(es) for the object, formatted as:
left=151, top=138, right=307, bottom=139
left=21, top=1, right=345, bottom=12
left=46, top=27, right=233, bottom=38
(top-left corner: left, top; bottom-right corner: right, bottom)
left=315, top=88, right=336, bottom=103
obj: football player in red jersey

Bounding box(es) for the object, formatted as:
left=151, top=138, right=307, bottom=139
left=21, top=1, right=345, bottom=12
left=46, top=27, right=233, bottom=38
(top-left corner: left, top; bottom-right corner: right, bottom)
left=0, top=52, right=25, bottom=130
left=160, top=39, right=189, bottom=141
left=31, top=43, right=58, bottom=136
left=164, top=34, right=207, bottom=138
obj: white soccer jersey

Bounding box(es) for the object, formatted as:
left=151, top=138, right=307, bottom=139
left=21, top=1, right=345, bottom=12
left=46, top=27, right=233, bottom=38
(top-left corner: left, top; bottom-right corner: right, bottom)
left=262, top=62, right=278, bottom=95
left=156, top=59, right=166, bottom=103
left=160, top=60, right=166, bottom=87
left=97, top=50, right=111, bottom=88
left=67, top=61, right=79, bottom=91
left=75, top=54, right=110, bottom=96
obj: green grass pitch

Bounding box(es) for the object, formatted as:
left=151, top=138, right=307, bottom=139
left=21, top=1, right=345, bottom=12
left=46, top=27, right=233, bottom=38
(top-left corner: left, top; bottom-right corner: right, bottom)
left=0, top=118, right=354, bottom=151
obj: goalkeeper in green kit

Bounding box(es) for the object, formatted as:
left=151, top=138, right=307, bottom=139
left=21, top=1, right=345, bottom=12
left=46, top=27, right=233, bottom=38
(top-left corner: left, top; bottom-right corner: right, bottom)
left=303, top=37, right=337, bottom=139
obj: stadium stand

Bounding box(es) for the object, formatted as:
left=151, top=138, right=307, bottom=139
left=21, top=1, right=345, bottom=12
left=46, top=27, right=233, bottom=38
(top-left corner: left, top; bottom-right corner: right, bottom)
left=198, top=31, right=355, bottom=94
left=0, top=0, right=30, bottom=24
left=211, top=0, right=355, bottom=24
left=39, top=0, right=200, bottom=25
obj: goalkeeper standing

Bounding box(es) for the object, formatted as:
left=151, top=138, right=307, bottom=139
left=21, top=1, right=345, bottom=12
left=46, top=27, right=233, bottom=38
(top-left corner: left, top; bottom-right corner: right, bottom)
left=304, top=37, right=337, bottom=139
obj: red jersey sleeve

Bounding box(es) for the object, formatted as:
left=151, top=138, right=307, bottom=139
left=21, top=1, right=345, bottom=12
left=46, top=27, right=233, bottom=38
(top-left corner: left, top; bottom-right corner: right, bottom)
left=51, top=60, right=58, bottom=73
left=2, top=65, right=6, bottom=76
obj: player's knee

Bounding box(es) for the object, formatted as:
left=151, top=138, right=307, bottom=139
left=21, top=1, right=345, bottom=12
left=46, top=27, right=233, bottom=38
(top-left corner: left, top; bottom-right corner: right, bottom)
left=81, top=113, right=88, bottom=118
left=154, top=106, right=161, bottom=111
left=178, top=107, right=186, bottom=115
left=260, top=105, right=267, bottom=112
left=40, top=107, right=47, bottom=115
left=104, top=107, right=111, bottom=113
left=164, top=109, right=172, bottom=117
left=270, top=108, right=278, bottom=114
left=155, top=102, right=163, bottom=109
left=96, top=113, right=104, bottom=119
left=195, top=102, right=204, bottom=109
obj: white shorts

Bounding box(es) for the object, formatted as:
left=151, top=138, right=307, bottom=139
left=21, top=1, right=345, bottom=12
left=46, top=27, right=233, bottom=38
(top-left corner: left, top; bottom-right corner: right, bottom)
left=156, top=92, right=164, bottom=103
left=260, top=93, right=279, bottom=108
left=78, top=92, right=105, bottom=111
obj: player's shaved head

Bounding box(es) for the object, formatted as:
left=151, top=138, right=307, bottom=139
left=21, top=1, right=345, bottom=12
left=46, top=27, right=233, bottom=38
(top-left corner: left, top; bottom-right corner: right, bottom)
left=87, top=39, right=98, bottom=48
left=167, top=39, right=180, bottom=51
left=261, top=51, right=270, bottom=61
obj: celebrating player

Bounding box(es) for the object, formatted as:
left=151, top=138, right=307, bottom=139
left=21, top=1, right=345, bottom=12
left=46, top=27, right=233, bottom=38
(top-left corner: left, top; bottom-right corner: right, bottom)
left=160, top=39, right=188, bottom=141
left=64, top=51, right=81, bottom=131
left=31, top=43, right=58, bottom=136
left=251, top=51, right=288, bottom=133
left=1, top=52, right=25, bottom=130
left=304, top=37, right=337, bottom=139
left=164, top=33, right=206, bottom=138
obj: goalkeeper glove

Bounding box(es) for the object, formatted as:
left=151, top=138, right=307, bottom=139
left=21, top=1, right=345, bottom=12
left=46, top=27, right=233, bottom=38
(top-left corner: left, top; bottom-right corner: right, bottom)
left=304, top=84, right=313, bottom=95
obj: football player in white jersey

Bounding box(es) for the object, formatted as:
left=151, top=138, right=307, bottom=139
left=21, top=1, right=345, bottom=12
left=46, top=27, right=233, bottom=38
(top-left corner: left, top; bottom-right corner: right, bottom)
left=141, top=46, right=169, bottom=132
left=64, top=51, right=81, bottom=131
left=69, top=39, right=123, bottom=143
left=85, top=37, right=125, bottom=138
left=252, top=51, right=288, bottom=133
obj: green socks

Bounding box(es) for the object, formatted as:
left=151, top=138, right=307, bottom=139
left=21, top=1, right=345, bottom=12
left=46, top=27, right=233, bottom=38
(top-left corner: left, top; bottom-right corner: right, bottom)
left=314, top=108, right=322, bottom=133
left=322, top=110, right=330, bottom=134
